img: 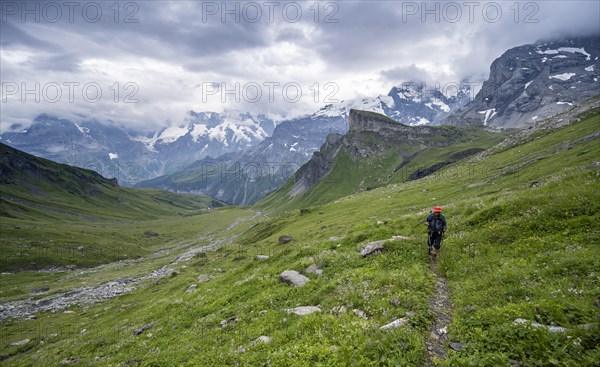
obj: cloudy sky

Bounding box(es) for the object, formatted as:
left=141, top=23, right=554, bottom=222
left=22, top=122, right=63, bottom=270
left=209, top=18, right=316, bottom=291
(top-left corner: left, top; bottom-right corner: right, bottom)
left=1, top=0, right=598, bottom=132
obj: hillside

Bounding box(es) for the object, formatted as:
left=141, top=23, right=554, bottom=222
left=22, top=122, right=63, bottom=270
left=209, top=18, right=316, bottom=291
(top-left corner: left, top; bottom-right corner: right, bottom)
left=0, top=142, right=225, bottom=271
left=258, top=109, right=507, bottom=212
left=1, top=99, right=598, bottom=365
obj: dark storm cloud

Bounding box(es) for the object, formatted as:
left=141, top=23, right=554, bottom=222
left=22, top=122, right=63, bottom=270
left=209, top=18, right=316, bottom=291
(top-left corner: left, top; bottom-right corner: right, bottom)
left=1, top=0, right=598, bottom=130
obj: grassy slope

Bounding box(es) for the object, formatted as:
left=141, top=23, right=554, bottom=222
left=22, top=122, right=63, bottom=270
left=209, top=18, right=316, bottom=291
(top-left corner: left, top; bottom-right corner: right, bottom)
left=0, top=143, right=226, bottom=271
left=1, top=109, right=599, bottom=366
left=258, top=127, right=506, bottom=213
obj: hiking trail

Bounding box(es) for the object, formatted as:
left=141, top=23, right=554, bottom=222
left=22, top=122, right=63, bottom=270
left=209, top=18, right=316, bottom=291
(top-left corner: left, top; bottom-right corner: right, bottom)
left=425, top=256, right=454, bottom=366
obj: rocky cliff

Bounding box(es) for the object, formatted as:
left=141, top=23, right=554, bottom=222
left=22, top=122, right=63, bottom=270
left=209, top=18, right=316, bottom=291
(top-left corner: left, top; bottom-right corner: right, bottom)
left=447, top=35, right=600, bottom=128
left=289, top=109, right=465, bottom=197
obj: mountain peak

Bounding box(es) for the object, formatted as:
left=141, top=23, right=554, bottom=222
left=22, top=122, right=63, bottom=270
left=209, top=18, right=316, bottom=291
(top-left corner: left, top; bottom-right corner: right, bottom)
left=447, top=35, right=600, bottom=128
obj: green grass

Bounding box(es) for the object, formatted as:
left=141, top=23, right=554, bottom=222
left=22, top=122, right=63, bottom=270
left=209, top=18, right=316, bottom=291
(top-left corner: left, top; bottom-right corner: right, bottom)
left=0, top=107, right=599, bottom=366
left=257, top=126, right=506, bottom=213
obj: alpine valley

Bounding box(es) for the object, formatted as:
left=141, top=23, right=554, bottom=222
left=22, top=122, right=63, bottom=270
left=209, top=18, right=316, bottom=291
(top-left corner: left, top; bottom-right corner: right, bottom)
left=2, top=36, right=597, bottom=206
left=1, top=33, right=599, bottom=367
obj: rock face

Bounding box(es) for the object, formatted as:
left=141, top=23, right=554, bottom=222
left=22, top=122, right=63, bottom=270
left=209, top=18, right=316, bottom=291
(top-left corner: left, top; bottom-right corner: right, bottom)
left=280, top=270, right=309, bottom=287
left=447, top=36, right=600, bottom=128
left=288, top=134, right=343, bottom=197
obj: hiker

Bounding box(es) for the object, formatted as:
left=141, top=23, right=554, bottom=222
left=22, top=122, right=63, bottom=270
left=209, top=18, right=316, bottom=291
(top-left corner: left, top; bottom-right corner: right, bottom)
left=425, top=206, right=447, bottom=259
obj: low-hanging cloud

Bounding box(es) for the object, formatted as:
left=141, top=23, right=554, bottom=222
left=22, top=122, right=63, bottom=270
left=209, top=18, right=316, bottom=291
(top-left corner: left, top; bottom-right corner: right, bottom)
left=1, top=0, right=598, bottom=133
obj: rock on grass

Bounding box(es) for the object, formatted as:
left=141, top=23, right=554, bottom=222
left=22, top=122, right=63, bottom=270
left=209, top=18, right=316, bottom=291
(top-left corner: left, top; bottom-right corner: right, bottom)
left=285, top=306, right=321, bottom=316
left=359, top=240, right=386, bottom=257
left=280, top=270, right=309, bottom=287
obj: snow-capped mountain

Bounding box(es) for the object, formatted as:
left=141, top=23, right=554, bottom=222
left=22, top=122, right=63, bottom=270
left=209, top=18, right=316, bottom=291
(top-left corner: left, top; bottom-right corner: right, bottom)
left=136, top=83, right=473, bottom=205
left=447, top=35, right=600, bottom=127
left=137, top=111, right=275, bottom=149
left=314, top=82, right=472, bottom=126
left=0, top=112, right=276, bottom=185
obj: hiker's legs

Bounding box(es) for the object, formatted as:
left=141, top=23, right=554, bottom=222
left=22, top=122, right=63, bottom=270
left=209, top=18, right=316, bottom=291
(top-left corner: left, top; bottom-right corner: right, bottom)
left=430, top=232, right=442, bottom=258
left=433, top=232, right=442, bottom=250
left=427, top=231, right=433, bottom=255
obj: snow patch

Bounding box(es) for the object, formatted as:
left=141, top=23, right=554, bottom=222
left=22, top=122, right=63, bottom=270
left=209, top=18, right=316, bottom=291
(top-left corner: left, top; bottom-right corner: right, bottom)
left=537, top=47, right=591, bottom=60
left=585, top=65, right=595, bottom=72
left=524, top=81, right=533, bottom=90
left=531, top=116, right=539, bottom=121
left=557, top=47, right=591, bottom=60
left=410, top=117, right=430, bottom=126
left=556, top=101, right=573, bottom=106
left=478, top=108, right=497, bottom=126
left=549, top=73, right=576, bottom=81
left=190, top=124, right=208, bottom=142
left=74, top=123, right=90, bottom=136
left=536, top=49, right=559, bottom=55
left=314, top=94, right=392, bottom=118
left=108, top=152, right=119, bottom=160
left=552, top=55, right=567, bottom=59
left=429, top=98, right=450, bottom=112
left=157, top=123, right=189, bottom=144
left=130, top=134, right=158, bottom=153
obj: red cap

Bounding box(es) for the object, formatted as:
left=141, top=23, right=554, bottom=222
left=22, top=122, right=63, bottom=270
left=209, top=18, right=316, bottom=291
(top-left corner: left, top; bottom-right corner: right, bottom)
left=433, top=206, right=442, bottom=213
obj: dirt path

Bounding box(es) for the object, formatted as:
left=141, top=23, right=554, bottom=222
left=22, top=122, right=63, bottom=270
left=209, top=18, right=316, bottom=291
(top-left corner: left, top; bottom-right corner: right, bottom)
left=425, top=258, right=454, bottom=366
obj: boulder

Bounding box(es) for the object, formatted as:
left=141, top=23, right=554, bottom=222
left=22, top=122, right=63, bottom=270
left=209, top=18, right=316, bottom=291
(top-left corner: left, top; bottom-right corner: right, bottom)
left=353, top=309, right=367, bottom=319
left=278, top=235, right=294, bottom=244
left=359, top=240, right=386, bottom=257
left=305, top=264, right=323, bottom=276
left=379, top=317, right=408, bottom=330
left=185, top=284, right=197, bottom=293
left=252, top=336, right=272, bottom=345
left=285, top=306, right=321, bottom=316
left=197, top=274, right=212, bottom=282
left=513, top=318, right=566, bottom=333
left=10, top=339, right=30, bottom=346
left=280, top=270, right=309, bottom=287
left=220, top=316, right=237, bottom=329
left=133, top=323, right=154, bottom=336
left=449, top=342, right=465, bottom=351
left=330, top=305, right=347, bottom=316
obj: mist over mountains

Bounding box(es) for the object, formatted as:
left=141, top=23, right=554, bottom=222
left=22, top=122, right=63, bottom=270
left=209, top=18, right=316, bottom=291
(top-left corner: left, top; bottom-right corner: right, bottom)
left=1, top=35, right=598, bottom=204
